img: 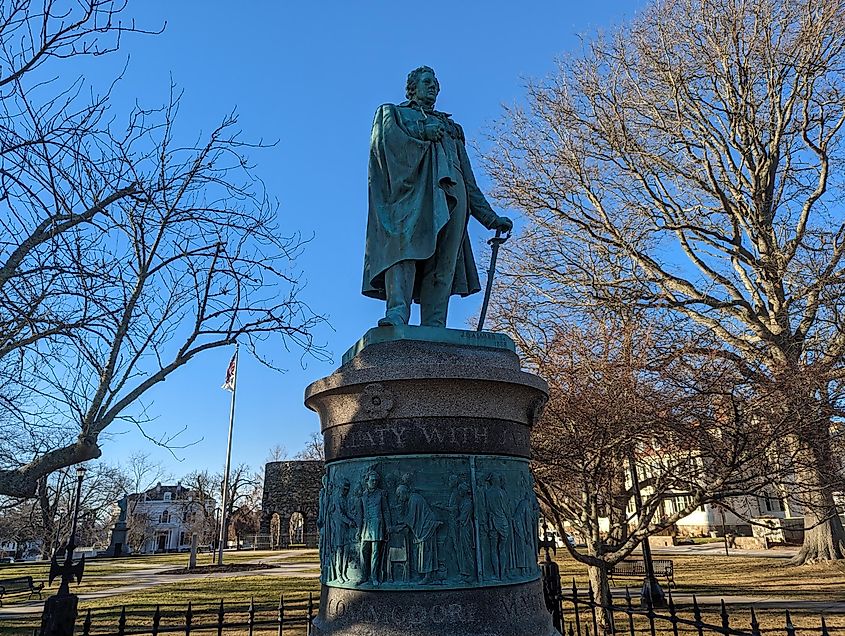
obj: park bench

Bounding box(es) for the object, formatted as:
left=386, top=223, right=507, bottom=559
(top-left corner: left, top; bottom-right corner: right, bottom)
left=608, top=559, right=676, bottom=589
left=0, top=576, right=45, bottom=606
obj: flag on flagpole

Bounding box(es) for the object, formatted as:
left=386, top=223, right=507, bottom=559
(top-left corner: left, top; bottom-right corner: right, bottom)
left=222, top=349, right=237, bottom=391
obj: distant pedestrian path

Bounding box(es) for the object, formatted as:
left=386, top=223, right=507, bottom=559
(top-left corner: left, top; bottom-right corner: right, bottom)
left=0, top=550, right=319, bottom=618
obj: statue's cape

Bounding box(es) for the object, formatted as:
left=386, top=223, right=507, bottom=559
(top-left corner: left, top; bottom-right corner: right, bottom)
left=362, top=103, right=481, bottom=300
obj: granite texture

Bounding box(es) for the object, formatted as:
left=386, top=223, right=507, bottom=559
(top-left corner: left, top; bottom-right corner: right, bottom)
left=323, top=416, right=531, bottom=461
left=342, top=326, right=515, bottom=364
left=305, top=334, right=556, bottom=636
left=312, top=579, right=557, bottom=636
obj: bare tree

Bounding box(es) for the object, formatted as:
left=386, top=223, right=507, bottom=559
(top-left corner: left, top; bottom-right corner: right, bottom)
left=265, top=444, right=288, bottom=463
left=294, top=432, right=325, bottom=461
left=485, top=0, right=845, bottom=563
left=0, top=461, right=131, bottom=558
left=495, top=308, right=786, bottom=630
left=0, top=1, right=323, bottom=497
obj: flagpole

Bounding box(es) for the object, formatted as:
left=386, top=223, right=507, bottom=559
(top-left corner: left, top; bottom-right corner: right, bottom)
left=218, top=345, right=238, bottom=566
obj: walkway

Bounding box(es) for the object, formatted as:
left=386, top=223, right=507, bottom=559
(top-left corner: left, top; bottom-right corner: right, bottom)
left=0, top=552, right=319, bottom=618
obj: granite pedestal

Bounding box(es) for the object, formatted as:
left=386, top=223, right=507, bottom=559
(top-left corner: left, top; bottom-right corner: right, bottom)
left=305, top=326, right=558, bottom=636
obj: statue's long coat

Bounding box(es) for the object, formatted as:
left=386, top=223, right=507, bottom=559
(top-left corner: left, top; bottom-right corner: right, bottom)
left=362, top=102, right=497, bottom=300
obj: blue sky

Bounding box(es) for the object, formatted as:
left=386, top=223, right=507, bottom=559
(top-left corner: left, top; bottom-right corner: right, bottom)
left=90, top=1, right=647, bottom=479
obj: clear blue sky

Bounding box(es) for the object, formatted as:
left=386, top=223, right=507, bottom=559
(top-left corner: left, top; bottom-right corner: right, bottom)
left=91, top=1, right=647, bottom=478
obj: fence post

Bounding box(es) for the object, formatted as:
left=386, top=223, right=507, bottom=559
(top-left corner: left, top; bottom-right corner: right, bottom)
left=152, top=605, right=161, bottom=636
left=719, top=600, right=730, bottom=634
left=184, top=600, right=193, bottom=636
left=81, top=609, right=92, bottom=636
left=278, top=593, right=285, bottom=636
left=750, top=607, right=761, bottom=636
left=667, top=590, right=679, bottom=636
left=785, top=609, right=796, bottom=636
left=587, top=581, right=599, bottom=636
left=692, top=595, right=704, bottom=636
left=307, top=592, right=314, bottom=636
left=624, top=588, right=635, bottom=636
left=572, top=579, right=583, bottom=636
left=540, top=554, right=562, bottom=632
left=248, top=597, right=256, bottom=636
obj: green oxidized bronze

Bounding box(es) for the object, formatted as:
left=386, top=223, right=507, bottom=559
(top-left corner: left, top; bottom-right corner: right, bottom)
left=362, top=66, right=512, bottom=328
left=316, top=455, right=540, bottom=591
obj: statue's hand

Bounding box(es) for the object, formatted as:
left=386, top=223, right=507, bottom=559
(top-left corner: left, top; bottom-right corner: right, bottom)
left=491, top=215, right=513, bottom=233
left=422, top=119, right=445, bottom=142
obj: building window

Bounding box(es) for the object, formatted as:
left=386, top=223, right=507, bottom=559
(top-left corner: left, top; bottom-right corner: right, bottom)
left=160, top=510, right=170, bottom=524
left=163, top=492, right=172, bottom=501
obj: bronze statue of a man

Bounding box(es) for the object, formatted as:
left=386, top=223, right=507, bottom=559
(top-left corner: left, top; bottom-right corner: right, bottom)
left=362, top=66, right=512, bottom=327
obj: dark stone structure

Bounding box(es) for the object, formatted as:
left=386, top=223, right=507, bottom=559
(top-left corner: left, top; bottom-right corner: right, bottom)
left=305, top=327, right=557, bottom=636
left=103, top=495, right=128, bottom=557
left=260, top=460, right=324, bottom=548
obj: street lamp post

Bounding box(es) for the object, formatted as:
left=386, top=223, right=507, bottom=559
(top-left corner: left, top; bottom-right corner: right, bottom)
left=39, top=464, right=87, bottom=636
left=212, top=507, right=221, bottom=565
left=627, top=452, right=666, bottom=608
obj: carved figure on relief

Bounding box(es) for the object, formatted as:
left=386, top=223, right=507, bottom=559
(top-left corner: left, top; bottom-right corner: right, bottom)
left=317, top=475, right=330, bottom=581
left=394, top=484, right=442, bottom=584
left=346, top=481, right=364, bottom=571
left=436, top=474, right=476, bottom=583
left=483, top=472, right=512, bottom=581
left=329, top=479, right=357, bottom=583
left=357, top=468, right=390, bottom=586
left=454, top=480, right=476, bottom=581
left=511, top=473, right=540, bottom=574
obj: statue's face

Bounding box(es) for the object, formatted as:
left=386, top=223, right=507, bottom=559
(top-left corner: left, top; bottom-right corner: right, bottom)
left=413, top=70, right=439, bottom=107
left=366, top=473, right=378, bottom=491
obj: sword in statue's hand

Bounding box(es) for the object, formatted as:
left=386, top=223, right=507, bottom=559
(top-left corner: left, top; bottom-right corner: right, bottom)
left=476, top=228, right=510, bottom=332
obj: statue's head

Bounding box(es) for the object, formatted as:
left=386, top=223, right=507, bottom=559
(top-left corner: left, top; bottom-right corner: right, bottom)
left=365, top=469, right=380, bottom=491
left=395, top=484, right=410, bottom=503
left=406, top=66, right=439, bottom=108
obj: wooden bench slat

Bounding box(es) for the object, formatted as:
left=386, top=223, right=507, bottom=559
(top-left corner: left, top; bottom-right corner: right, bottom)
left=608, top=559, right=676, bottom=589
left=0, top=576, right=45, bottom=606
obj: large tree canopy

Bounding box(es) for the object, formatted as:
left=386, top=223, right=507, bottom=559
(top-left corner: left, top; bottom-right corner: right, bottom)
left=0, top=1, right=322, bottom=497
left=485, top=0, right=845, bottom=562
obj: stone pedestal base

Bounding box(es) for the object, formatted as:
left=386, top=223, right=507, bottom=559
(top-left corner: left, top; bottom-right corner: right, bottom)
left=39, top=594, right=79, bottom=636
left=305, top=327, right=558, bottom=636
left=312, top=579, right=557, bottom=636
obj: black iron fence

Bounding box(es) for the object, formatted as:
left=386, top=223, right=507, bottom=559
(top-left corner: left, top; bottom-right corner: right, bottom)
left=75, top=594, right=315, bottom=636
left=550, top=579, right=838, bottom=636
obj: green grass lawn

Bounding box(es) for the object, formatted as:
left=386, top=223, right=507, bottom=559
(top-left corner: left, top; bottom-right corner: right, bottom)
left=553, top=553, right=845, bottom=634
left=2, top=550, right=844, bottom=635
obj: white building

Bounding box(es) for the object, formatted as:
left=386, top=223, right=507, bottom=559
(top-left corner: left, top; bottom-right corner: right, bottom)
left=653, top=491, right=788, bottom=536
left=128, top=483, right=216, bottom=554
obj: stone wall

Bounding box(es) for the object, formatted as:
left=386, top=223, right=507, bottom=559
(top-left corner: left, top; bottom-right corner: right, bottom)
left=260, top=460, right=324, bottom=548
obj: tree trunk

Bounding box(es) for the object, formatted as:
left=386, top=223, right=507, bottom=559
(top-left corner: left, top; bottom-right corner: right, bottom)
left=587, top=563, right=615, bottom=635
left=791, top=486, right=845, bottom=565
left=791, top=435, right=845, bottom=564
